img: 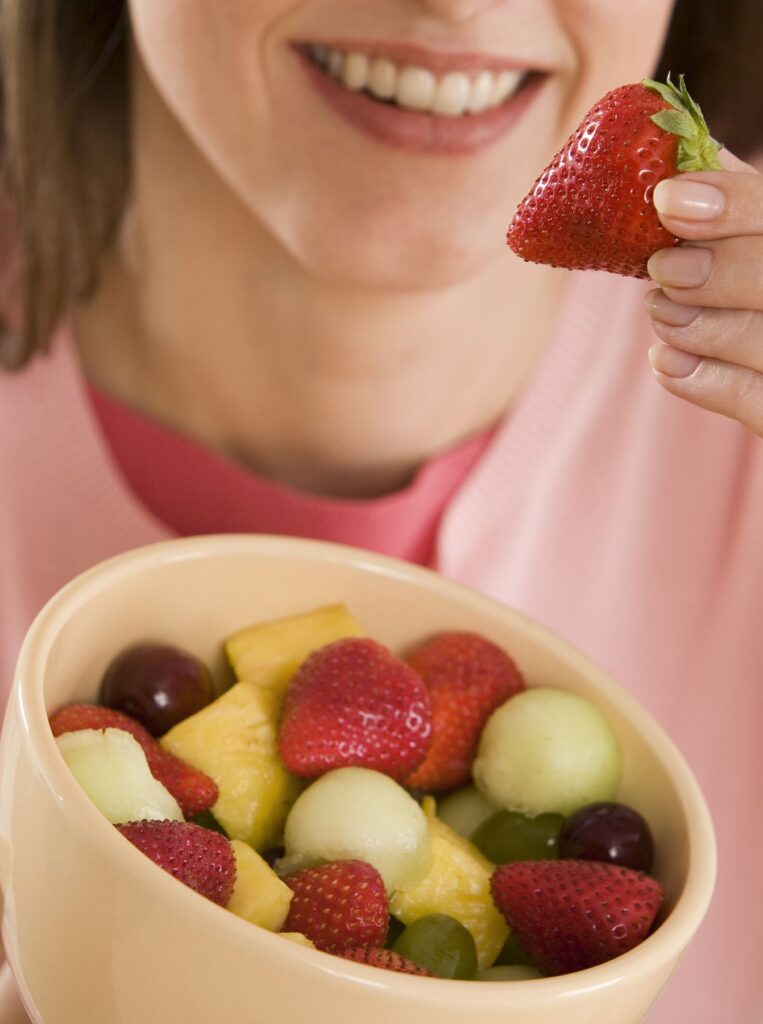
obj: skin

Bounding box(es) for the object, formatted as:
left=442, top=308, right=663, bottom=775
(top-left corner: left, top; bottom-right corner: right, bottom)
left=72, top=0, right=761, bottom=502
left=645, top=149, right=763, bottom=436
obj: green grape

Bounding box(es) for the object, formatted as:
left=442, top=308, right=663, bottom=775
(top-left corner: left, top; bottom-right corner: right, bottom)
left=385, top=916, right=406, bottom=949
left=471, top=809, right=564, bottom=864
left=392, top=914, right=478, bottom=980
left=495, top=932, right=537, bottom=968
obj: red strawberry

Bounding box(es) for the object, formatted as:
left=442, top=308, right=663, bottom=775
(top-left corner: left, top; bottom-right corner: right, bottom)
left=404, top=632, right=524, bottom=792
left=282, top=860, right=389, bottom=953
left=116, top=819, right=235, bottom=906
left=278, top=638, right=432, bottom=781
left=49, top=703, right=218, bottom=817
left=490, top=860, right=664, bottom=976
left=339, top=947, right=434, bottom=977
left=507, top=75, right=722, bottom=278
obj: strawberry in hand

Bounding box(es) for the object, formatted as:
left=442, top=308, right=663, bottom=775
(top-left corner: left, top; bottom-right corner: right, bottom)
left=507, top=75, right=722, bottom=278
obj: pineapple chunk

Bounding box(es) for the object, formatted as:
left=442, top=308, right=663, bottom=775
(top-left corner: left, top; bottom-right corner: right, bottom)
left=160, top=681, right=302, bottom=850
left=227, top=840, right=293, bottom=931
left=389, top=798, right=509, bottom=970
left=224, top=604, right=365, bottom=693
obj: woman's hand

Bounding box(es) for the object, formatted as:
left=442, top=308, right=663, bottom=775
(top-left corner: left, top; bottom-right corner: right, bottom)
left=644, top=150, right=763, bottom=437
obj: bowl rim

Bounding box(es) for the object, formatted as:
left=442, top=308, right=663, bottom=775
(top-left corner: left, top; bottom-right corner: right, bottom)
left=10, top=534, right=717, bottom=1007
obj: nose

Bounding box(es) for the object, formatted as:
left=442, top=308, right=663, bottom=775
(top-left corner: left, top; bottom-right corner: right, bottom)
left=416, top=0, right=507, bottom=22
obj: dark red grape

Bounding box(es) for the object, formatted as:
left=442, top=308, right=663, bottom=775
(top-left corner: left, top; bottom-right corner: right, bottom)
left=99, top=643, right=213, bottom=736
left=559, top=801, right=654, bottom=872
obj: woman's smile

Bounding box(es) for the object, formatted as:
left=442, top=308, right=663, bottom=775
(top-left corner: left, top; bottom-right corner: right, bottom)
left=294, top=40, right=545, bottom=154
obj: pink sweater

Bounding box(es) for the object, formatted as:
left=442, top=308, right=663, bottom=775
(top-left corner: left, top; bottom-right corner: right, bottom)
left=1, top=272, right=761, bottom=1023
left=85, top=383, right=492, bottom=565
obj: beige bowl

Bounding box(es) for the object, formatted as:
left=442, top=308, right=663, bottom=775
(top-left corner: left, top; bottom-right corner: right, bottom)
left=0, top=535, right=715, bottom=1024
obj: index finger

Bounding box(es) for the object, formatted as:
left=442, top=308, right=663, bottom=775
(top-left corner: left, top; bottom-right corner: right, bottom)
left=653, top=153, right=763, bottom=241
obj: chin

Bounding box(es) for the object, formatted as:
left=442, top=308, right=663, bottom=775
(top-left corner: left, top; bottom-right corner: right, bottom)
left=293, top=224, right=500, bottom=291
left=269, top=181, right=514, bottom=292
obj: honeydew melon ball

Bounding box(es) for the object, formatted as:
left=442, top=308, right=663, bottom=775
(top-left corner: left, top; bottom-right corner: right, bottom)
left=282, top=767, right=432, bottom=892
left=472, top=687, right=621, bottom=818
left=436, top=785, right=496, bottom=840
left=56, top=727, right=183, bottom=824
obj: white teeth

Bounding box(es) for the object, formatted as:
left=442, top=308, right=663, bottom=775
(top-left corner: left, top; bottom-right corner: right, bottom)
left=493, top=69, right=523, bottom=105
left=312, top=46, right=525, bottom=117
left=368, top=57, right=397, bottom=100
left=467, top=70, right=494, bottom=113
left=432, top=72, right=471, bottom=117
left=396, top=67, right=436, bottom=111
left=342, top=52, right=369, bottom=91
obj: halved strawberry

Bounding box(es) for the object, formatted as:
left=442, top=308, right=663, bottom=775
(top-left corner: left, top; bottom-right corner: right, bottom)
left=339, top=947, right=434, bottom=976
left=281, top=859, right=389, bottom=953
left=507, top=75, right=722, bottom=278
left=116, top=819, right=235, bottom=906
left=490, top=859, right=664, bottom=975
left=404, top=632, right=524, bottom=792
left=278, top=638, right=432, bottom=781
left=49, top=703, right=218, bottom=817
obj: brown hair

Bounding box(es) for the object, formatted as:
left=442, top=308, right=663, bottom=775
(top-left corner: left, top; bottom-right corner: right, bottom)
left=0, top=1, right=129, bottom=367
left=0, top=0, right=762, bottom=368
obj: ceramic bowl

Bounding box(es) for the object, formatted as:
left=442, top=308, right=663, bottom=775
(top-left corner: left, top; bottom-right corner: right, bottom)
left=0, top=535, right=715, bottom=1024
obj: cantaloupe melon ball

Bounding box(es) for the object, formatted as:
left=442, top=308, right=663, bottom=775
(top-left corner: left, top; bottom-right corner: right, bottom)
left=282, top=767, right=432, bottom=892
left=472, top=687, right=622, bottom=818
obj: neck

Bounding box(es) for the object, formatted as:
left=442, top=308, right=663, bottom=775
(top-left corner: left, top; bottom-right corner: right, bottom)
left=73, top=57, right=567, bottom=499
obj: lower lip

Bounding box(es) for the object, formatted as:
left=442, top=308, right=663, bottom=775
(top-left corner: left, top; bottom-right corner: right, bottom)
left=296, top=51, right=545, bottom=156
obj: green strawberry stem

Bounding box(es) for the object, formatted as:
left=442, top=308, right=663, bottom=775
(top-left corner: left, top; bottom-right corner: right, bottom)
left=642, top=74, right=723, bottom=172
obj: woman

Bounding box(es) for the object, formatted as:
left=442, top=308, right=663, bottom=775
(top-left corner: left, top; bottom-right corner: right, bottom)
left=1, top=2, right=762, bottom=1020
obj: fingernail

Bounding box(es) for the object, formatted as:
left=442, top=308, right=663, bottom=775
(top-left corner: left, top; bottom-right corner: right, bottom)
left=653, top=179, right=726, bottom=220
left=644, top=290, right=702, bottom=326
left=647, top=246, right=713, bottom=288
left=649, top=343, right=702, bottom=378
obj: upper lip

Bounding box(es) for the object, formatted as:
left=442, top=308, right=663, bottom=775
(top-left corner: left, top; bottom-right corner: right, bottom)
left=295, top=39, right=540, bottom=75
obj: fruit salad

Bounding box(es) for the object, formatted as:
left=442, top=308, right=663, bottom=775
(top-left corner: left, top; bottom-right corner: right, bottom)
left=50, top=603, right=664, bottom=982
